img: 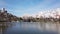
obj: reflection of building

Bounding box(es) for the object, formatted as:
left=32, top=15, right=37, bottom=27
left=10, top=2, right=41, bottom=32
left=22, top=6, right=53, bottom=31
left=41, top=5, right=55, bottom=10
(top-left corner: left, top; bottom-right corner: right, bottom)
left=0, top=26, right=7, bottom=34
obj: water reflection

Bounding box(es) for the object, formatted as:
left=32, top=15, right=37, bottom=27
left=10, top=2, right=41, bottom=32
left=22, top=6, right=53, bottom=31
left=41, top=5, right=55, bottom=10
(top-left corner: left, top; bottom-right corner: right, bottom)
left=0, top=22, right=60, bottom=34
left=0, top=22, right=14, bottom=34
left=0, top=22, right=7, bottom=34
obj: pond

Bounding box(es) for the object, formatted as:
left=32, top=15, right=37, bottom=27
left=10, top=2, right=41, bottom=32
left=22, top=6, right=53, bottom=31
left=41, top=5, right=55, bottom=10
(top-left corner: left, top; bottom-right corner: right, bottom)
left=0, top=22, right=60, bottom=34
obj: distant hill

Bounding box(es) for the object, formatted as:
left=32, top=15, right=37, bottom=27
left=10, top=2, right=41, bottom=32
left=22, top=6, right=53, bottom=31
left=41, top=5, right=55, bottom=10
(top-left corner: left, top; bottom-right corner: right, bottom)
left=22, top=8, right=60, bottom=19
left=0, top=8, right=60, bottom=22
left=19, top=8, right=60, bottom=22
left=0, top=8, right=18, bottom=22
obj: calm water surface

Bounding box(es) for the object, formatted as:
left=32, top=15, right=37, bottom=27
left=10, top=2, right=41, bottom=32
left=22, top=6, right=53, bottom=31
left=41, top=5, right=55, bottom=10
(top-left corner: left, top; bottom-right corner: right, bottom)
left=0, top=22, right=60, bottom=34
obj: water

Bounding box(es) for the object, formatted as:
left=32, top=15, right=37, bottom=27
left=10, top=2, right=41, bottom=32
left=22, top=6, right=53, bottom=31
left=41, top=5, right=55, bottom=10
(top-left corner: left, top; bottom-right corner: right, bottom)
left=0, top=22, right=60, bottom=34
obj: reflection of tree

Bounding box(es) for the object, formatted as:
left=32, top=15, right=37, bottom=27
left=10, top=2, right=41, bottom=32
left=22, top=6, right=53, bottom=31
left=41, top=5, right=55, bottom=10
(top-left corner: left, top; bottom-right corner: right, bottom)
left=55, top=22, right=60, bottom=34
left=0, top=26, right=8, bottom=34
left=0, top=22, right=12, bottom=34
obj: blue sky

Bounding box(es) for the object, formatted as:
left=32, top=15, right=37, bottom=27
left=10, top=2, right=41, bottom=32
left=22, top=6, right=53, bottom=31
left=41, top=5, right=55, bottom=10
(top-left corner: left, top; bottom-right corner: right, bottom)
left=0, top=0, right=60, bottom=17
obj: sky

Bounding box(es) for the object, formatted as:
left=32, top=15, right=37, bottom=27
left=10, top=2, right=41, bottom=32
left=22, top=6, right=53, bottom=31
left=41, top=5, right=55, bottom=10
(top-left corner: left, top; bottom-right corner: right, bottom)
left=0, top=0, right=60, bottom=17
